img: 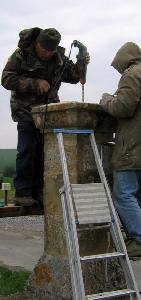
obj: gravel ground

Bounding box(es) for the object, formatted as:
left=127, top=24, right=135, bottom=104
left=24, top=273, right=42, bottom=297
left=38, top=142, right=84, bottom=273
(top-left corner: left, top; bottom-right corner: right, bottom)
left=0, top=216, right=44, bottom=234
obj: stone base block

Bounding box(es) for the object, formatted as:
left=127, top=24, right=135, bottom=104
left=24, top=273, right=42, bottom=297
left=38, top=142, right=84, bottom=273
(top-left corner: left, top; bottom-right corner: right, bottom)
left=26, top=254, right=72, bottom=300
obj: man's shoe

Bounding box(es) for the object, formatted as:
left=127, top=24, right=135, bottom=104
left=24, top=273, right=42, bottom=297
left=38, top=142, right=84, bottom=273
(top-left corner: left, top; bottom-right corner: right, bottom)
left=13, top=196, right=37, bottom=207
left=34, top=194, right=43, bottom=204
left=33, top=193, right=44, bottom=209
left=126, top=239, right=141, bottom=258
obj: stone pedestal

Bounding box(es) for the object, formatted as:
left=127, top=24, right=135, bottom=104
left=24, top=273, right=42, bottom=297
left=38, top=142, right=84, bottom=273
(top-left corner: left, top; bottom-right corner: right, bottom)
left=27, top=102, right=125, bottom=300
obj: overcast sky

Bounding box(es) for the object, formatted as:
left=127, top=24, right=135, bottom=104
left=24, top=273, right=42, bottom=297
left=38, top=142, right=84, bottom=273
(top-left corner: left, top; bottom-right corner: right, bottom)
left=0, top=0, right=141, bottom=148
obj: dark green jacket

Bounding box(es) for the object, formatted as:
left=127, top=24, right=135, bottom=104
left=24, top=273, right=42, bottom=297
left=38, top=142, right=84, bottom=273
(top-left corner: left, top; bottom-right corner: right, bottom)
left=1, top=28, right=80, bottom=122
left=100, top=42, right=141, bottom=171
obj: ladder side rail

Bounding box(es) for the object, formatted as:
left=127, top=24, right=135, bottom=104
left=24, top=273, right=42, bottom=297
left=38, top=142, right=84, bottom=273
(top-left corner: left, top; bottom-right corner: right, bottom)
left=90, top=133, right=125, bottom=231
left=90, top=133, right=123, bottom=228
left=110, top=223, right=139, bottom=300
left=90, top=133, right=140, bottom=299
left=60, top=191, right=79, bottom=300
left=57, top=132, right=85, bottom=300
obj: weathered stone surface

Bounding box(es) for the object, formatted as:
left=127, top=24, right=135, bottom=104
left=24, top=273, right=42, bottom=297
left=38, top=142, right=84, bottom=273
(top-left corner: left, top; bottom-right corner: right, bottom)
left=32, top=101, right=116, bottom=137
left=27, top=102, right=126, bottom=299
left=32, top=102, right=101, bottom=130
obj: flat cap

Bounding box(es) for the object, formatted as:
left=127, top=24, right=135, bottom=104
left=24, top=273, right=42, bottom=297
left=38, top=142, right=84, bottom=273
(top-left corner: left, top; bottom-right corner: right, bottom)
left=36, top=28, right=61, bottom=51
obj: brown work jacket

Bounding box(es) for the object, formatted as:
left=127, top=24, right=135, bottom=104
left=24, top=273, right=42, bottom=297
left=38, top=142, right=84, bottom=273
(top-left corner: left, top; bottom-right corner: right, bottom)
left=100, top=42, right=141, bottom=171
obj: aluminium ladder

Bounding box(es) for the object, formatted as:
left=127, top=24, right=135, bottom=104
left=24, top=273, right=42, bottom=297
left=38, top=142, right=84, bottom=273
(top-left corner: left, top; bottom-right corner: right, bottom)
left=54, top=128, right=140, bottom=300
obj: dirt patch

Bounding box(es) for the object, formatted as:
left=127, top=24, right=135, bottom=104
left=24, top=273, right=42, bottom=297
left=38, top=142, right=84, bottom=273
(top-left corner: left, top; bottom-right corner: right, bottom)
left=0, top=291, right=46, bottom=300
left=0, top=292, right=33, bottom=300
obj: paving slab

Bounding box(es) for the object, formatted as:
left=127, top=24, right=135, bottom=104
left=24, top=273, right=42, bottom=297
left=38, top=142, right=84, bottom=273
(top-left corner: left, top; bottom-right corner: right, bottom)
left=0, top=227, right=140, bottom=293
left=0, top=229, right=43, bottom=271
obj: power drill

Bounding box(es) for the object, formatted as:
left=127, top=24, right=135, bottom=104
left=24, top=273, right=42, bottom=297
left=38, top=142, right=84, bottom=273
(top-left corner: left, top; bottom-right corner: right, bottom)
left=71, top=40, right=88, bottom=102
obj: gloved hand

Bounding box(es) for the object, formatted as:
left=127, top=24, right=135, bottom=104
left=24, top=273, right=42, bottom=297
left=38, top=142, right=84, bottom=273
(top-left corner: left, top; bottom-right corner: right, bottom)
left=36, top=79, right=50, bottom=94
left=100, top=93, right=112, bottom=105
left=78, top=53, right=90, bottom=84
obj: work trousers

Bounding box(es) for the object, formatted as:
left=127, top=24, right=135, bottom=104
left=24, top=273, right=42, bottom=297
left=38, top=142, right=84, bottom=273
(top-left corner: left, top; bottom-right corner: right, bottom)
left=14, top=121, right=44, bottom=199
left=113, top=170, right=141, bottom=243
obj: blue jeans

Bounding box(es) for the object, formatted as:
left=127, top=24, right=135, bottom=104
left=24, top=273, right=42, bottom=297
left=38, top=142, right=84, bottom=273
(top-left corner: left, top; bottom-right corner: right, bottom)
left=113, top=171, right=141, bottom=243
left=14, top=121, right=44, bottom=199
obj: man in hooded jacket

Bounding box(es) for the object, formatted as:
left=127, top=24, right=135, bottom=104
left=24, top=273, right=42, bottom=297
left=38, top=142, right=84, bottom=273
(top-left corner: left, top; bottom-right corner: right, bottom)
left=100, top=42, right=141, bottom=258
left=1, top=27, right=89, bottom=207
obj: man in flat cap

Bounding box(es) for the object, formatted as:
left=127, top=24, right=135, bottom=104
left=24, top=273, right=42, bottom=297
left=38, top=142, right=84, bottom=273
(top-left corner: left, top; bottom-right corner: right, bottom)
left=1, top=27, right=89, bottom=207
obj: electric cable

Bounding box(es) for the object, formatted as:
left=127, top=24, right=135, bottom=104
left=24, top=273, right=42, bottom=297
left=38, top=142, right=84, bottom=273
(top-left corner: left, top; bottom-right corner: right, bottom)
left=42, top=43, right=73, bottom=135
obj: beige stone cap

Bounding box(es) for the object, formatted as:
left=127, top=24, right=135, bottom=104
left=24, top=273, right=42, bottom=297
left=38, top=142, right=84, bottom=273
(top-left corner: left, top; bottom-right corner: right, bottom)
left=32, top=101, right=101, bottom=113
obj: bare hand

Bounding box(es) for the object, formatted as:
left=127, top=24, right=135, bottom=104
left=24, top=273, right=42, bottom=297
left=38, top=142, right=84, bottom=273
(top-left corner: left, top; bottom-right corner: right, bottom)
left=100, top=93, right=112, bottom=105
left=85, top=52, right=90, bottom=64
left=37, top=79, right=50, bottom=94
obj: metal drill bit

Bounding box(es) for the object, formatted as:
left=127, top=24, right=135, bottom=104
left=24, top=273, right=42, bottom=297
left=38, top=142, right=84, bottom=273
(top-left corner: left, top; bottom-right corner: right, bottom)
left=82, top=84, right=84, bottom=102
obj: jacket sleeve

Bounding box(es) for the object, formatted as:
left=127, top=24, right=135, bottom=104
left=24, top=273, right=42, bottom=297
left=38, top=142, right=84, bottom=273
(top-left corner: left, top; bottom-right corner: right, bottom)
left=61, top=57, right=80, bottom=84
left=1, top=49, right=39, bottom=94
left=100, top=68, right=141, bottom=118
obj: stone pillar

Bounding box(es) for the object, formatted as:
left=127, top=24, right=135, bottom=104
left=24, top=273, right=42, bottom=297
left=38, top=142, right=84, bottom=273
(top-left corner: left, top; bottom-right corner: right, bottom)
left=27, top=102, right=125, bottom=300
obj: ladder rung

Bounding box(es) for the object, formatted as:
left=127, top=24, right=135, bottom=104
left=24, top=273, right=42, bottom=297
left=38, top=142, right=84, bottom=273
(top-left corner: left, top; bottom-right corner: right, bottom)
left=77, top=224, right=111, bottom=231
left=76, top=204, right=109, bottom=211
left=77, top=210, right=110, bottom=217
left=72, top=183, right=104, bottom=189
left=78, top=216, right=111, bottom=224
left=72, top=184, right=105, bottom=194
left=81, top=252, right=125, bottom=261
left=73, top=193, right=107, bottom=203
left=73, top=190, right=105, bottom=195
left=86, top=289, right=135, bottom=300
left=74, top=198, right=107, bottom=204
left=77, top=215, right=111, bottom=225
left=73, top=194, right=106, bottom=200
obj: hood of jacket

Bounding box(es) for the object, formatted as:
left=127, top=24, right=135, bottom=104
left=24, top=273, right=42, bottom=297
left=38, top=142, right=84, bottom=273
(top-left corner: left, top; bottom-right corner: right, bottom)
left=18, top=27, right=42, bottom=50
left=111, top=42, right=141, bottom=74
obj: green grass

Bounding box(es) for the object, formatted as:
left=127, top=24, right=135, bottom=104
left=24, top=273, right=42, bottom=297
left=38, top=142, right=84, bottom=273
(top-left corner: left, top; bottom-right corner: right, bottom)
left=3, top=177, right=14, bottom=186
left=0, top=149, right=16, bottom=173
left=0, top=267, right=31, bottom=295
left=0, top=189, right=15, bottom=200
